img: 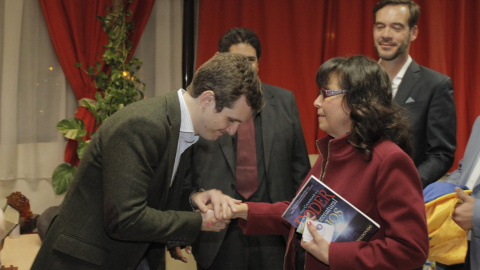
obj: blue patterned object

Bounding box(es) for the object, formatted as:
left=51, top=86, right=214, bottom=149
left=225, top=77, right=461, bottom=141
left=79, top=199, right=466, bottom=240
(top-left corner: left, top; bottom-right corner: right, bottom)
left=423, top=182, right=469, bottom=203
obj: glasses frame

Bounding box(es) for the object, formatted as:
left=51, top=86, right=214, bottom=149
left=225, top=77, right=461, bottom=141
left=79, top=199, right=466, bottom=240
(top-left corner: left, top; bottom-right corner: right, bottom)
left=319, top=88, right=347, bottom=98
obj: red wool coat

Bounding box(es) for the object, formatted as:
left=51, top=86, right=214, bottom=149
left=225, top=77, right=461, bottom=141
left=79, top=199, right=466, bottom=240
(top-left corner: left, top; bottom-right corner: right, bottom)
left=239, top=135, right=429, bottom=270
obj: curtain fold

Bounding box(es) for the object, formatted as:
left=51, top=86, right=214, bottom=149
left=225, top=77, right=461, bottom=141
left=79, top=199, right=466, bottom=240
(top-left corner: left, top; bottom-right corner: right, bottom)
left=196, top=0, right=480, bottom=172
left=196, top=0, right=329, bottom=154
left=133, top=0, right=184, bottom=98
left=39, top=0, right=155, bottom=166
left=0, top=0, right=73, bottom=212
left=0, top=0, right=183, bottom=214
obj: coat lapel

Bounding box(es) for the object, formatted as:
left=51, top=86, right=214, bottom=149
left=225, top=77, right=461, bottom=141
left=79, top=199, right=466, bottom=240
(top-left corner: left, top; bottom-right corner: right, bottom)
left=165, top=91, right=182, bottom=189
left=395, top=61, right=421, bottom=105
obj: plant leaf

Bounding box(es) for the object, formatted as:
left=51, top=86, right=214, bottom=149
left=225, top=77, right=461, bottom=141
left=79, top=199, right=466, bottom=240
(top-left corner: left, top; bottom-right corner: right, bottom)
left=76, top=139, right=90, bottom=159
left=56, top=118, right=87, bottom=140
left=52, top=163, right=76, bottom=195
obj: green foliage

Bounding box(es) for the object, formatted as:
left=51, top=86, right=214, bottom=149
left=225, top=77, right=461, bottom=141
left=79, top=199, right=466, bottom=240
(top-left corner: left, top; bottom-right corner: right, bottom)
left=52, top=163, right=76, bottom=195
left=56, top=118, right=87, bottom=141
left=52, top=2, right=144, bottom=195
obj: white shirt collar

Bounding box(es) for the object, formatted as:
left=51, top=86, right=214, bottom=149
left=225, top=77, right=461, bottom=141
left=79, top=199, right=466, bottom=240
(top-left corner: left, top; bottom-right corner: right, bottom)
left=380, top=55, right=412, bottom=98
left=394, top=55, right=412, bottom=82
left=177, top=89, right=198, bottom=143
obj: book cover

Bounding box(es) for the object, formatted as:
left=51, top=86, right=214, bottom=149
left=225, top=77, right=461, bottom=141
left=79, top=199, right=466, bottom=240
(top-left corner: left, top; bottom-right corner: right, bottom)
left=282, top=175, right=380, bottom=242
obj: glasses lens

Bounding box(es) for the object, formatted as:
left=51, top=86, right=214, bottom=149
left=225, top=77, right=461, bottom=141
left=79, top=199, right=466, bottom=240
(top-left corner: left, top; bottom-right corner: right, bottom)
left=319, top=88, right=346, bottom=98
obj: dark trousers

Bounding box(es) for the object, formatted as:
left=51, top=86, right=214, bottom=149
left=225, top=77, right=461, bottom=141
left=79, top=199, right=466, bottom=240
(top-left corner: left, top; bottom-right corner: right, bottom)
left=197, top=222, right=286, bottom=270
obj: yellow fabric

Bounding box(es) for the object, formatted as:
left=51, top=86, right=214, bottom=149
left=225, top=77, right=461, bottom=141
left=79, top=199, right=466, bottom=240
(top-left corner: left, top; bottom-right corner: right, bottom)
left=425, top=190, right=472, bottom=265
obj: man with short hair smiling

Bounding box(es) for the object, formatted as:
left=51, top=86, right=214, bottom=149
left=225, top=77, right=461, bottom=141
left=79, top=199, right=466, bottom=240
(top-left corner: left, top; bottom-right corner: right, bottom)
left=373, top=0, right=456, bottom=187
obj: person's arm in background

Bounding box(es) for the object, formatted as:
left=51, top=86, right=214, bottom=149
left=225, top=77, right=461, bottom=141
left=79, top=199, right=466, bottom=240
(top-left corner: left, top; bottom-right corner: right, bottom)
left=417, top=77, right=456, bottom=186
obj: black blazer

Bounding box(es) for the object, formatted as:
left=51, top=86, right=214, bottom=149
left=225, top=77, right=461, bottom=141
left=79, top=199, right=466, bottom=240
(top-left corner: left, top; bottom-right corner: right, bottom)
left=395, top=60, right=456, bottom=187
left=186, top=83, right=311, bottom=268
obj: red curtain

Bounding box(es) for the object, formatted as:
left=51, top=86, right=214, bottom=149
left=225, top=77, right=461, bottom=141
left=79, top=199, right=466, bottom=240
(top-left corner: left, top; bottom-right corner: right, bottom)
left=39, top=0, right=155, bottom=165
left=196, top=0, right=480, bottom=172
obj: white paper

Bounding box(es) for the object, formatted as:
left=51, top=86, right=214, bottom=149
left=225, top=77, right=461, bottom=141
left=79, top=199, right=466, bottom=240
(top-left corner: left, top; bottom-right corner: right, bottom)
left=301, top=221, right=334, bottom=243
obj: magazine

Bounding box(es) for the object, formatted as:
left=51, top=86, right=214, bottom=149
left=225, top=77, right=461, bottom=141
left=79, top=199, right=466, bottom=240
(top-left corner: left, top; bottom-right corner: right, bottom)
left=282, top=175, right=380, bottom=242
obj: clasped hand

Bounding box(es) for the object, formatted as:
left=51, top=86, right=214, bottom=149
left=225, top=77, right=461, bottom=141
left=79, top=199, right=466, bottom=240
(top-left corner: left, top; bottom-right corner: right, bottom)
left=452, top=187, right=475, bottom=230
left=169, top=189, right=246, bottom=263
left=190, top=189, right=242, bottom=232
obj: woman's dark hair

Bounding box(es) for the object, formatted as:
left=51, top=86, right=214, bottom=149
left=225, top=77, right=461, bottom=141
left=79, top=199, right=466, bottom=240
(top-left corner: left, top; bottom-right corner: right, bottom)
left=316, top=55, right=414, bottom=159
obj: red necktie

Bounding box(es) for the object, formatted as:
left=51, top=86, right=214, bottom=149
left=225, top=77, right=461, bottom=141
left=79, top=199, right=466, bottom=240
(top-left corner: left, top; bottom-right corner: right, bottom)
left=235, top=117, right=258, bottom=200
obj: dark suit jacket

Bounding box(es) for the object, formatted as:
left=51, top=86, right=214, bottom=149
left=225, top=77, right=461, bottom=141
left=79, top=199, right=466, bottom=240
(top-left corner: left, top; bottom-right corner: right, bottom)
left=32, top=90, right=201, bottom=270
left=396, top=60, right=456, bottom=187
left=186, top=83, right=311, bottom=268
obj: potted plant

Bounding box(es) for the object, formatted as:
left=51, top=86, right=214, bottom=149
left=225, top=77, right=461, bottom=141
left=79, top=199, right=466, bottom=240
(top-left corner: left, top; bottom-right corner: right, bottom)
left=52, top=0, right=145, bottom=195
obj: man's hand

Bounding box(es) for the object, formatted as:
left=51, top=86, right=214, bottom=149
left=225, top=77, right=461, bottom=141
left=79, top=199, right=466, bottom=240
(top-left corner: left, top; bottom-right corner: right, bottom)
left=167, top=246, right=192, bottom=263
left=452, top=187, right=475, bottom=230
left=191, top=189, right=241, bottom=219
left=201, top=209, right=230, bottom=232
left=300, top=220, right=330, bottom=265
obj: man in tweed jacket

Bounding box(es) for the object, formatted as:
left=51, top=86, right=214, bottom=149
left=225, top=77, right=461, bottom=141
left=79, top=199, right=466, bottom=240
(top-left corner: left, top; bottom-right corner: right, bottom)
left=31, top=53, right=264, bottom=270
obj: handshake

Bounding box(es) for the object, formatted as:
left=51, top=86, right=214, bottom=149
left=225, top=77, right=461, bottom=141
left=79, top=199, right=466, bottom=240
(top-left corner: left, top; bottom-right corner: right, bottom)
left=189, top=189, right=248, bottom=232
left=168, top=189, right=249, bottom=263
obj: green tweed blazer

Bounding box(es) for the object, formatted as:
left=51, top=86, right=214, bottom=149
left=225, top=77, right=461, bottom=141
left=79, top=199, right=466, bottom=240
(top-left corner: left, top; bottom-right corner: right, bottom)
left=32, top=90, right=201, bottom=269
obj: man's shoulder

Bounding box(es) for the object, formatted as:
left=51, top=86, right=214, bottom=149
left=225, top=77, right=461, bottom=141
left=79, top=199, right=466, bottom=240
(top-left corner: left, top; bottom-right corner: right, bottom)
left=262, top=82, right=294, bottom=97
left=411, top=61, right=451, bottom=81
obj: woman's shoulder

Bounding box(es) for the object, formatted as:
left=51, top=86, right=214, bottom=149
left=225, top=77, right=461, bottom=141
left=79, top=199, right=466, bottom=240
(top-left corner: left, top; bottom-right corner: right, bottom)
left=373, top=139, right=411, bottom=160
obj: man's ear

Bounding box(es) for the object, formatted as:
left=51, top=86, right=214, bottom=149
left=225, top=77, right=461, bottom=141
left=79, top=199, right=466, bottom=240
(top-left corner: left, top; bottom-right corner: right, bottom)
left=410, top=25, right=418, bottom=42
left=200, top=90, right=215, bottom=109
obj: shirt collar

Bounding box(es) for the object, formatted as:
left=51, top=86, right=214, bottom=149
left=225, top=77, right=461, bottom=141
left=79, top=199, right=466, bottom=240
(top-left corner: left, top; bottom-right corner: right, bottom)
left=177, top=89, right=198, bottom=143
left=379, top=55, right=412, bottom=98
left=394, top=55, right=412, bottom=81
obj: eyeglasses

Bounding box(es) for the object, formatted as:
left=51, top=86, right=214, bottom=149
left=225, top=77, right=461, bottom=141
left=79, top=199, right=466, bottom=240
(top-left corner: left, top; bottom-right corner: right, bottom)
left=319, top=88, right=347, bottom=98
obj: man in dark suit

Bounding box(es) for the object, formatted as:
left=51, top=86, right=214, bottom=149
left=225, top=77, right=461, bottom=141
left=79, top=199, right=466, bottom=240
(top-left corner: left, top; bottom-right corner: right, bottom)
left=172, top=28, right=311, bottom=270
left=373, top=0, right=456, bottom=187
left=30, top=53, right=264, bottom=270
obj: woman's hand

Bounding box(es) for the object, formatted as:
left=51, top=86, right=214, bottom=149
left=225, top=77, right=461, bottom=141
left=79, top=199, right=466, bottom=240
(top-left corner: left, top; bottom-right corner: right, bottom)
left=300, top=220, right=330, bottom=265
left=200, top=209, right=230, bottom=232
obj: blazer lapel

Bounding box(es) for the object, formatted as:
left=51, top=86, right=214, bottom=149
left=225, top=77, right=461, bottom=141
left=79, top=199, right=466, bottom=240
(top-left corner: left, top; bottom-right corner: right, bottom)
left=395, top=61, right=421, bottom=105
left=219, top=134, right=236, bottom=175
left=261, top=87, right=276, bottom=171
left=165, top=91, right=182, bottom=189
left=464, top=148, right=480, bottom=183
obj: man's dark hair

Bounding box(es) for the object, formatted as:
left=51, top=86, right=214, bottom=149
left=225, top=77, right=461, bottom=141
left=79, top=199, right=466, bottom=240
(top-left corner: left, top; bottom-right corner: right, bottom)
left=218, top=27, right=262, bottom=60
left=189, top=53, right=264, bottom=113
left=373, top=0, right=420, bottom=29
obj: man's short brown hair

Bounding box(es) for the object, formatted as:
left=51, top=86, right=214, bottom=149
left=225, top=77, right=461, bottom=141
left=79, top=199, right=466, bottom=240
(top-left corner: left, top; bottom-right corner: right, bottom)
left=189, top=53, right=264, bottom=112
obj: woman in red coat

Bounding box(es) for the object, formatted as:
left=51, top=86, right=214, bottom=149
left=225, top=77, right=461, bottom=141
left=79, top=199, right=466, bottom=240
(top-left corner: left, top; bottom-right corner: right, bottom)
left=232, top=55, right=429, bottom=269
